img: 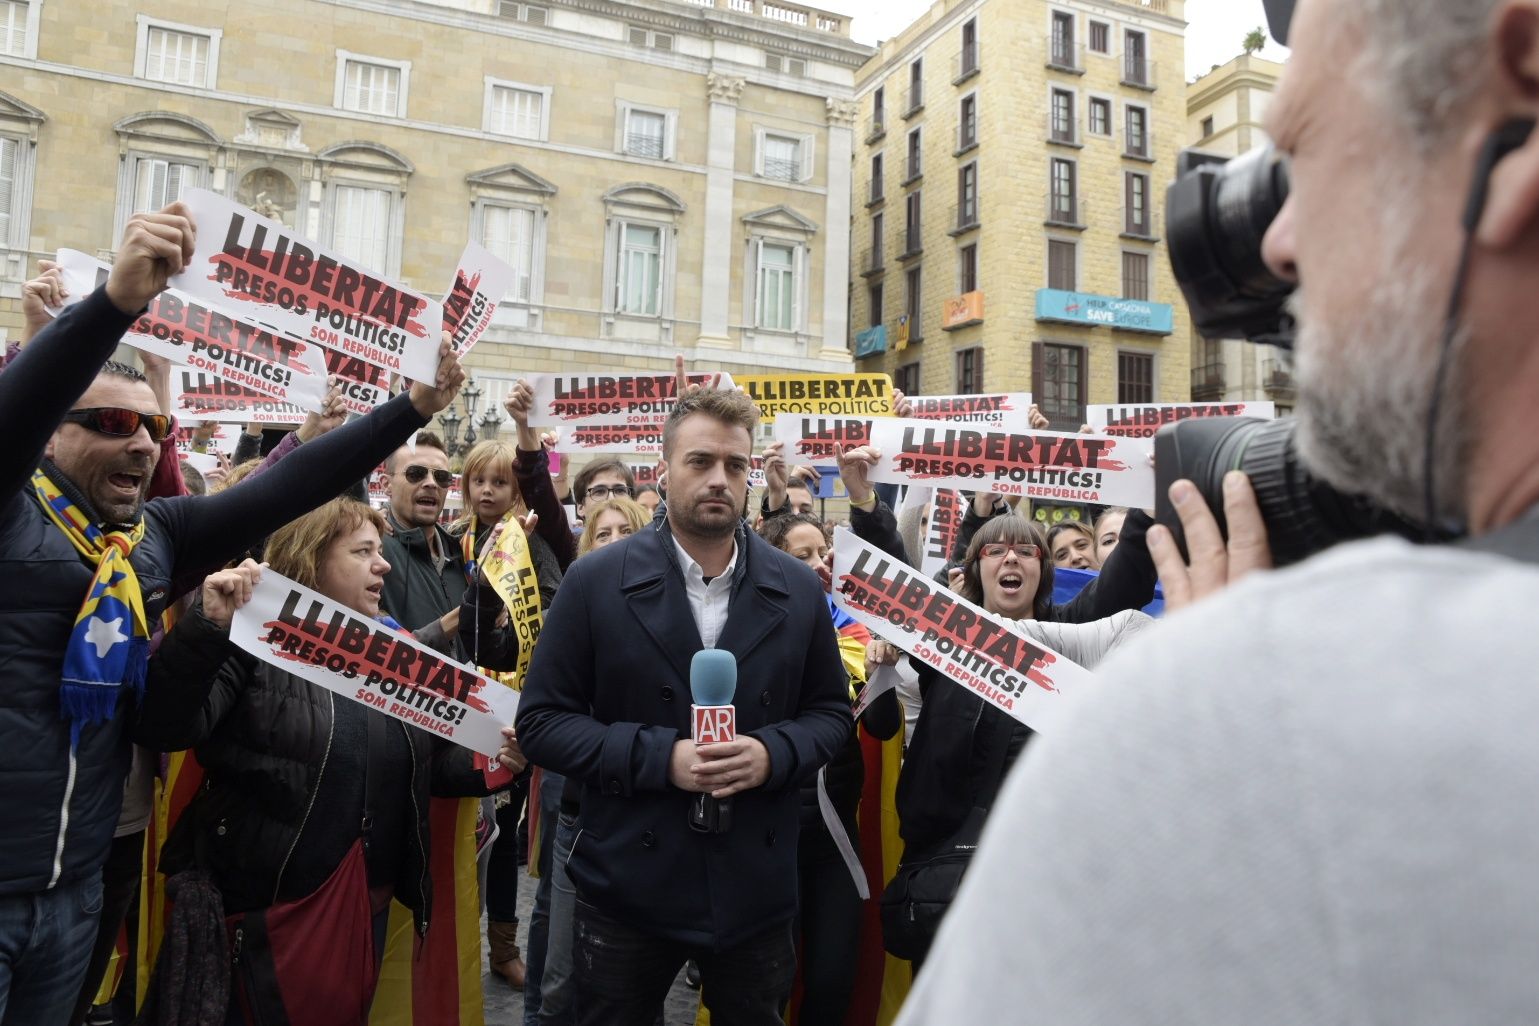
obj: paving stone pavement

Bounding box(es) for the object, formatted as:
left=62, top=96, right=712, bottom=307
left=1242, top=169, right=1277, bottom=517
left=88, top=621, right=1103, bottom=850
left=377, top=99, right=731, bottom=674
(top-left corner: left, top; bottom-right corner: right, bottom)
left=480, top=879, right=702, bottom=1025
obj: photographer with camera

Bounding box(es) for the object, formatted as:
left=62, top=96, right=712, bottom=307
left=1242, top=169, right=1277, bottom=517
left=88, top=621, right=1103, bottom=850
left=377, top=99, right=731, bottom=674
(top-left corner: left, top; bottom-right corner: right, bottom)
left=896, top=1, right=1539, bottom=1022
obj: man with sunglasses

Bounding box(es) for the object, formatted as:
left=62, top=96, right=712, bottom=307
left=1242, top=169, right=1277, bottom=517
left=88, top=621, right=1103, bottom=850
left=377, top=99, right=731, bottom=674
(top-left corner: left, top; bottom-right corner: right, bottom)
left=378, top=434, right=469, bottom=642
left=0, top=203, right=467, bottom=1023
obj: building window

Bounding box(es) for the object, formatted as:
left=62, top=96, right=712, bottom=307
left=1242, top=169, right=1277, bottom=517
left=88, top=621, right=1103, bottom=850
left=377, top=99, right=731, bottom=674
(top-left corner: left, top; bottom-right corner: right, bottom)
left=959, top=243, right=978, bottom=294
left=755, top=241, right=798, bottom=331
left=870, top=152, right=884, bottom=202
left=1050, top=10, right=1076, bottom=68
left=132, top=157, right=198, bottom=215
left=1125, top=171, right=1151, bottom=235
left=958, top=94, right=978, bottom=150
left=618, top=105, right=680, bottom=161
left=1034, top=341, right=1085, bottom=426
left=959, top=18, right=978, bottom=76
left=1122, top=250, right=1149, bottom=300
left=485, top=81, right=550, bottom=141
left=904, top=191, right=922, bottom=255
left=905, top=265, right=923, bottom=341
left=1118, top=351, right=1155, bottom=403
left=956, top=162, right=978, bottom=228
left=1126, top=105, right=1149, bottom=158
left=137, top=19, right=220, bottom=88
left=0, top=1, right=30, bottom=57
left=498, top=2, right=549, bottom=24
left=759, top=132, right=806, bottom=182
left=956, top=346, right=984, bottom=393
left=871, top=211, right=884, bottom=265
left=765, top=53, right=807, bottom=76
left=872, top=86, right=886, bottom=134
left=1124, top=29, right=1151, bottom=86
left=336, top=53, right=409, bottom=117
left=0, top=135, right=18, bottom=247
left=1050, top=158, right=1076, bottom=223
left=1089, top=20, right=1110, bottom=54
left=868, top=283, right=883, bottom=328
left=906, top=58, right=924, bottom=114
left=1048, top=238, right=1076, bottom=291
left=895, top=361, right=921, bottom=396
left=906, top=126, right=922, bottom=180
left=1089, top=96, right=1111, bottom=137
left=627, top=25, right=674, bottom=50
left=481, top=204, right=537, bottom=303
left=1201, top=115, right=1215, bottom=138
left=617, top=222, right=664, bottom=315
left=330, top=184, right=392, bottom=271
left=1050, top=88, right=1075, bottom=143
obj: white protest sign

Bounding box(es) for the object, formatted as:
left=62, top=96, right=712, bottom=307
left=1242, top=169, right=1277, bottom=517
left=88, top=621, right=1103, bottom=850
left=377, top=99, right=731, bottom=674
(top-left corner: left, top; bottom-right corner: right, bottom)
left=442, top=241, right=516, bottom=358
left=1088, top=401, right=1277, bottom=440
left=772, top=415, right=876, bottom=464
left=832, top=528, right=1091, bottom=731
left=920, top=489, right=965, bottom=579
left=861, top=417, right=1155, bottom=508
left=231, top=571, right=518, bottom=757
left=525, top=372, right=737, bottom=428
left=907, top=393, right=1034, bottom=432
left=171, top=368, right=313, bottom=424
left=173, top=188, right=443, bottom=383
left=178, top=450, right=219, bottom=475
left=55, top=249, right=329, bottom=413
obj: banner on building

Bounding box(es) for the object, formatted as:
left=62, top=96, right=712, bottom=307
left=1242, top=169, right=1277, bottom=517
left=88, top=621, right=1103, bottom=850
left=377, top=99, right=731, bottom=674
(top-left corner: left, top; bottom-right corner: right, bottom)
left=230, top=572, right=519, bottom=757
left=524, top=372, right=736, bottom=428
left=1087, top=401, right=1277, bottom=439
left=907, top=393, right=1034, bottom=432
left=174, top=188, right=444, bottom=383
left=734, top=373, right=892, bottom=424
left=441, top=241, right=516, bottom=358
left=831, top=528, right=1092, bottom=731
left=861, top=417, right=1156, bottom=508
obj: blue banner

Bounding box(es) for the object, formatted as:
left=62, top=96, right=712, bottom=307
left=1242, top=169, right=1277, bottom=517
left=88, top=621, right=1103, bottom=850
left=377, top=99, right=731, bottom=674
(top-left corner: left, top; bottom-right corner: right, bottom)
left=1035, top=288, right=1173, bottom=335
left=1053, top=566, right=1165, bottom=617
left=854, top=324, right=888, bottom=358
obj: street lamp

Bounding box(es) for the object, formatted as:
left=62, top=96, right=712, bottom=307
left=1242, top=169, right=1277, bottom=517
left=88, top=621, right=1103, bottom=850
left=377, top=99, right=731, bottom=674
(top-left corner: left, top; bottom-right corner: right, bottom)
left=438, top=377, right=500, bottom=459
left=438, top=407, right=463, bottom=457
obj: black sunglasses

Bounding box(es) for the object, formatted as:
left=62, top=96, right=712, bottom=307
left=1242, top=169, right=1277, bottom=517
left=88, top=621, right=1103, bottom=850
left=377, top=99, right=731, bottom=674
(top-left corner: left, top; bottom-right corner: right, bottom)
left=403, top=465, right=455, bottom=488
left=62, top=407, right=172, bottom=444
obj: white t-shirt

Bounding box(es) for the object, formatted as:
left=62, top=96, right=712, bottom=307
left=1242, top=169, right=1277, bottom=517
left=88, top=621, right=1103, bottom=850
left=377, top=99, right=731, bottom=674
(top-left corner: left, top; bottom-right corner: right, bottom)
left=897, top=537, right=1539, bottom=1025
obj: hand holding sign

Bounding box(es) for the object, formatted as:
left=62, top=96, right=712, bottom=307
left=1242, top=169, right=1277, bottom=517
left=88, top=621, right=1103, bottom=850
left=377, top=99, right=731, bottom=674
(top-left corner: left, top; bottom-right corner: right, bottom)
left=505, top=379, right=545, bottom=453
left=297, top=379, right=348, bottom=443
left=408, top=333, right=467, bottom=419
left=1148, top=473, right=1272, bottom=611
left=1029, top=404, right=1050, bottom=431
left=498, top=726, right=527, bottom=774
left=835, top=443, right=882, bottom=506
left=108, top=202, right=196, bottom=315
left=21, top=260, right=66, bottom=342
left=201, top=559, right=264, bottom=629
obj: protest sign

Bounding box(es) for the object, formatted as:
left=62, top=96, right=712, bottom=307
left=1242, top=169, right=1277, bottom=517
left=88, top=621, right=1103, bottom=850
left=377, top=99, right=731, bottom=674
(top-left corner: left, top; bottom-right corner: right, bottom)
left=831, top=528, right=1092, bottom=731
left=524, top=372, right=736, bottom=428
left=920, top=489, right=964, bottom=578
left=231, top=571, right=518, bottom=757
left=735, top=373, right=892, bottom=424
left=772, top=416, right=875, bottom=463
left=441, top=242, right=516, bottom=358
left=907, top=393, right=1033, bottom=432
left=861, top=417, right=1155, bottom=508
left=174, top=188, right=443, bottom=383
left=478, top=518, right=543, bottom=686
left=172, top=369, right=315, bottom=424
left=178, top=451, right=219, bottom=475
left=1087, top=401, right=1277, bottom=439
left=564, top=422, right=669, bottom=454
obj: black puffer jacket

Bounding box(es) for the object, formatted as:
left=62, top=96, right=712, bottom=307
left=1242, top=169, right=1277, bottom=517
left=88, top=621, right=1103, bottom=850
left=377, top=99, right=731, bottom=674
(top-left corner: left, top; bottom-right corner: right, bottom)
left=134, top=603, right=512, bottom=934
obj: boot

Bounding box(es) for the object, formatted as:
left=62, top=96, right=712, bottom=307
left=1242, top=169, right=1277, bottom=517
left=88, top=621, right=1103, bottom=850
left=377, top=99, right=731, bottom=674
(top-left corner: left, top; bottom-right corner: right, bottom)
left=488, top=920, right=526, bottom=989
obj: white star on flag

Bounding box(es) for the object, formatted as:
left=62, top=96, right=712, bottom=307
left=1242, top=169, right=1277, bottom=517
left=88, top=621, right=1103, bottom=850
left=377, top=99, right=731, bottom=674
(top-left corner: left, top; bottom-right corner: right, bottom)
left=84, top=616, right=128, bottom=659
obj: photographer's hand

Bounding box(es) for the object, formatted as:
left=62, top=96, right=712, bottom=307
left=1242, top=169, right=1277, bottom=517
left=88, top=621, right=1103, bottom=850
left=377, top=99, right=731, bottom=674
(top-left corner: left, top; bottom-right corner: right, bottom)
left=1148, top=472, right=1272, bottom=611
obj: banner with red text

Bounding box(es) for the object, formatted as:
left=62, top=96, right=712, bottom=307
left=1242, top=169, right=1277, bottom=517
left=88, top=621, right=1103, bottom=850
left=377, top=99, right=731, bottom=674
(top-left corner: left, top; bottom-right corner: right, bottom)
left=736, top=373, right=892, bottom=424
left=525, top=372, right=737, bottom=429
left=1087, top=401, right=1277, bottom=439
left=908, top=393, right=1033, bottom=432
left=442, top=241, right=516, bottom=358
left=174, top=188, right=443, bottom=383
left=831, top=528, right=1091, bottom=731
left=230, top=572, right=518, bottom=756
left=920, top=489, right=964, bottom=578
left=860, top=417, right=1155, bottom=508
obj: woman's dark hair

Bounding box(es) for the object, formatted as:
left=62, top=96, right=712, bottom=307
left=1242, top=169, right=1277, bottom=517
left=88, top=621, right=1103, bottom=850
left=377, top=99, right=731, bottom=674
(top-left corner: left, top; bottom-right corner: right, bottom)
left=958, top=514, right=1053, bottom=620
left=759, top=511, right=827, bottom=551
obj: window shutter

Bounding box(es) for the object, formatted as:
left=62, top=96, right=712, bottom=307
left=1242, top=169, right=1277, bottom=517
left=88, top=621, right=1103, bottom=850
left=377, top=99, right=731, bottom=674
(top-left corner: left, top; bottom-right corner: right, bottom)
left=628, top=26, right=647, bottom=45
left=0, top=137, right=15, bottom=245
left=524, top=6, right=548, bottom=25
left=766, top=54, right=783, bottom=72
left=1075, top=344, right=1088, bottom=416
left=1032, top=341, right=1043, bottom=399
left=1125, top=173, right=1134, bottom=234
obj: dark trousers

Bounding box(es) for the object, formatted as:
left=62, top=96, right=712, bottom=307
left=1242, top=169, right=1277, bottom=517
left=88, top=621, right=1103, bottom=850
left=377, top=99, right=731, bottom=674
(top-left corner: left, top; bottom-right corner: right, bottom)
left=486, top=790, right=525, bottom=925
left=69, top=831, right=144, bottom=1026
left=572, top=900, right=794, bottom=1026
left=793, top=824, right=863, bottom=1026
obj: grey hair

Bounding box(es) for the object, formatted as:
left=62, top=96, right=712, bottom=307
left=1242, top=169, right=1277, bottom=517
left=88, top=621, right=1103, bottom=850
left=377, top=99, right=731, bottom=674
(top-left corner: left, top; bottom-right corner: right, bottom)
left=1356, top=0, right=1501, bottom=145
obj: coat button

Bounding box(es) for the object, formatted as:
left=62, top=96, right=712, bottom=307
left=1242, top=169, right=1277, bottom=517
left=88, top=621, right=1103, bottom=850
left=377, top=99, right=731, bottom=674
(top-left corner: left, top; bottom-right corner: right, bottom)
left=760, top=690, right=771, bottom=707
left=642, top=830, right=656, bottom=848
left=607, top=779, right=622, bottom=796
left=660, top=686, right=674, bottom=702
left=215, top=824, right=227, bottom=837
left=765, top=828, right=776, bottom=847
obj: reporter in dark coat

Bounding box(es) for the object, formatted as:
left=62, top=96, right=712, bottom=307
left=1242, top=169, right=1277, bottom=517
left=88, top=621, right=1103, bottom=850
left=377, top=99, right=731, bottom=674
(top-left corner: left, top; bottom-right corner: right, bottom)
left=516, top=388, right=852, bottom=1026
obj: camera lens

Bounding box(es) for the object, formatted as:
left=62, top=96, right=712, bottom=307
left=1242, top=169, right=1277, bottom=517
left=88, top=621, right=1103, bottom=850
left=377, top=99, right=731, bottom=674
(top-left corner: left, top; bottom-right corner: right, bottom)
left=1154, top=418, right=1425, bottom=567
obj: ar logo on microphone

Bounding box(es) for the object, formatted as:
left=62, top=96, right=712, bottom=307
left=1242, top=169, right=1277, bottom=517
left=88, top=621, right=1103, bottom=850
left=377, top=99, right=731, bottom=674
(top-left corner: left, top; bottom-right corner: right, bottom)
left=692, top=705, right=736, bottom=745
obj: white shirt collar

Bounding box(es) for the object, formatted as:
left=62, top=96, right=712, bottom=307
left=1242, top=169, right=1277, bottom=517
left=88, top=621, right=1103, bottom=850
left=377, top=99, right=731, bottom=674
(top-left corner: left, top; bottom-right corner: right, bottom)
left=671, top=533, right=739, bottom=587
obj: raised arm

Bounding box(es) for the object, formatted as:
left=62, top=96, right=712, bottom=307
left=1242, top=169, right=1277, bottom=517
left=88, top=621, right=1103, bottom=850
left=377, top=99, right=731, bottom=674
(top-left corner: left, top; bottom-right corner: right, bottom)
left=506, top=379, right=577, bottom=571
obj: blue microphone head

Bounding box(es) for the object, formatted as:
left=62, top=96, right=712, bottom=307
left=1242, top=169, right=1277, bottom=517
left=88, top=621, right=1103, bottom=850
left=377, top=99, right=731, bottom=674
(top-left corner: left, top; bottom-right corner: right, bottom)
left=690, top=648, right=737, bottom=705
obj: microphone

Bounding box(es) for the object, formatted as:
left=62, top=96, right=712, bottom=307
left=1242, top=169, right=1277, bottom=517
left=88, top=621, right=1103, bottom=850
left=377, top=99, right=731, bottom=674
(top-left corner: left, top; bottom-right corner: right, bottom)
left=689, top=648, right=737, bottom=834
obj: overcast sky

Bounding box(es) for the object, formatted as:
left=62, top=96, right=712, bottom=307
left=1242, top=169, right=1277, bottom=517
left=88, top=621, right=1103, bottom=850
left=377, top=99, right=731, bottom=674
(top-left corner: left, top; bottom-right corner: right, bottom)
left=836, top=0, right=1290, bottom=80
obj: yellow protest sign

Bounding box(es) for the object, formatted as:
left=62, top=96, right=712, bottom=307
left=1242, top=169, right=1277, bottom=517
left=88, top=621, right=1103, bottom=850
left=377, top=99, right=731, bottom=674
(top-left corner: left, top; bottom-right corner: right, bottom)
left=481, top=517, right=543, bottom=686
left=736, top=373, right=893, bottom=424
